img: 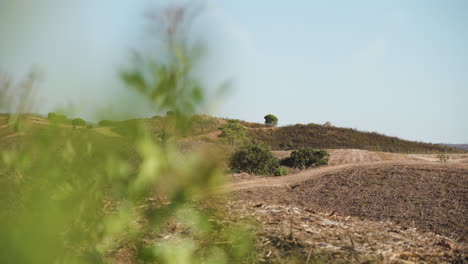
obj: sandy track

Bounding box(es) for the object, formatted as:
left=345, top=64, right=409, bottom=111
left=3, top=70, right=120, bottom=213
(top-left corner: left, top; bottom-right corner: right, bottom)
left=227, top=149, right=468, bottom=192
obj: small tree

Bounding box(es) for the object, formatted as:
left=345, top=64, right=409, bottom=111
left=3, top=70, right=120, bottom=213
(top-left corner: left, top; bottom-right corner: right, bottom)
left=229, top=143, right=280, bottom=175
left=264, top=114, right=278, bottom=126
left=219, top=120, right=250, bottom=146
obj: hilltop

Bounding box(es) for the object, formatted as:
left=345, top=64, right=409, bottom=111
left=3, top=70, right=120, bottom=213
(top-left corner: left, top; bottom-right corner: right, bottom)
left=97, top=115, right=463, bottom=154
left=247, top=123, right=464, bottom=153
left=0, top=114, right=464, bottom=154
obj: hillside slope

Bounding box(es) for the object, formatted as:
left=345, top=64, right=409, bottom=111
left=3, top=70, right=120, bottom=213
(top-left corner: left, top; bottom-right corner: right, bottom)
left=2, top=114, right=463, bottom=154
left=249, top=123, right=463, bottom=153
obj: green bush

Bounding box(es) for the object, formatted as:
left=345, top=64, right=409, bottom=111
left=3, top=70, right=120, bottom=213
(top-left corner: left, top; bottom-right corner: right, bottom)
left=219, top=120, right=250, bottom=145
left=281, top=148, right=330, bottom=169
left=274, top=166, right=288, bottom=176
left=264, top=114, right=278, bottom=126
left=229, top=143, right=280, bottom=175
left=71, top=118, right=86, bottom=127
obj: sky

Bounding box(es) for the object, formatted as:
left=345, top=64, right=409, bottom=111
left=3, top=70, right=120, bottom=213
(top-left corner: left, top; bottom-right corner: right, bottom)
left=0, top=0, right=467, bottom=143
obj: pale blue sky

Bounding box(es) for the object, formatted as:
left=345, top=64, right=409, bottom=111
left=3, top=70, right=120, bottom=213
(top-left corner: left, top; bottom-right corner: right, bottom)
left=0, top=0, right=467, bottom=143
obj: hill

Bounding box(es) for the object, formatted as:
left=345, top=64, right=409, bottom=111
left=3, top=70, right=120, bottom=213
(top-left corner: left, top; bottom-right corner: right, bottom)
left=248, top=123, right=464, bottom=153
left=1, top=114, right=463, bottom=154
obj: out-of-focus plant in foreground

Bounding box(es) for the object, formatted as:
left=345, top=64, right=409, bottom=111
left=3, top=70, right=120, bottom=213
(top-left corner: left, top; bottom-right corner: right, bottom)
left=0, top=3, right=255, bottom=264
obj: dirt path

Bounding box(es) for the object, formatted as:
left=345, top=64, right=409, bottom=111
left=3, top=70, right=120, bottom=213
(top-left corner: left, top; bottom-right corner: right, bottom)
left=226, top=150, right=468, bottom=192
left=227, top=160, right=415, bottom=191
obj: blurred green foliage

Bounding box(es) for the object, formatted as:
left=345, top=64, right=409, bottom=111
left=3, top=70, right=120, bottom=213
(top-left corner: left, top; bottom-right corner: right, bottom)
left=0, top=3, right=256, bottom=264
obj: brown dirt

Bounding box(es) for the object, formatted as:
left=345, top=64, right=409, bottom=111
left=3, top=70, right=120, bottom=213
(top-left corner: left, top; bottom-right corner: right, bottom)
left=223, top=150, right=468, bottom=262
left=232, top=164, right=468, bottom=243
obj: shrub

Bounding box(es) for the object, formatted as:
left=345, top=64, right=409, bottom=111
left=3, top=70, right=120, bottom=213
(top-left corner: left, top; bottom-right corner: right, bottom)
left=229, top=143, right=280, bottom=175
left=264, top=114, right=278, bottom=126
left=274, top=167, right=288, bottom=176
left=219, top=120, right=250, bottom=145
left=281, top=148, right=330, bottom=169
left=71, top=118, right=86, bottom=127
left=437, top=154, right=449, bottom=163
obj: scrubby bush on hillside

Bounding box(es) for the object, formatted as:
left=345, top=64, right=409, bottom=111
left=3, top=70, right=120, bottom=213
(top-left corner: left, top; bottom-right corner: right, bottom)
left=264, top=114, right=278, bottom=126
left=281, top=148, right=330, bottom=169
left=229, top=143, right=280, bottom=175
left=219, top=119, right=250, bottom=145
left=71, top=118, right=86, bottom=127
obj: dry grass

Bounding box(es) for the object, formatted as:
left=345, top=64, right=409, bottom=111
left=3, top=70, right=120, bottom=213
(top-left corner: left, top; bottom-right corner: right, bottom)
left=225, top=202, right=467, bottom=264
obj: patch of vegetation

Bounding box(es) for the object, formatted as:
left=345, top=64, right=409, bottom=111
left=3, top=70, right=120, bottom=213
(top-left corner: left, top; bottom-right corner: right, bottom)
left=437, top=154, right=449, bottom=163
left=274, top=166, right=288, bottom=176
left=229, top=143, right=280, bottom=175
left=281, top=148, right=330, bottom=169
left=250, top=123, right=464, bottom=153
left=219, top=119, right=250, bottom=146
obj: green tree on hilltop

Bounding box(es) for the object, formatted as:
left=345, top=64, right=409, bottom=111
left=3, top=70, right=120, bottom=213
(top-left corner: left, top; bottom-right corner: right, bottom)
left=264, top=114, right=278, bottom=126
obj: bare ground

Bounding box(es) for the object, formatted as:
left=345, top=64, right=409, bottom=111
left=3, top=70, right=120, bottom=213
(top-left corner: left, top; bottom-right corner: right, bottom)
left=226, top=202, right=467, bottom=264
left=223, top=150, right=468, bottom=263
left=232, top=164, right=468, bottom=241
